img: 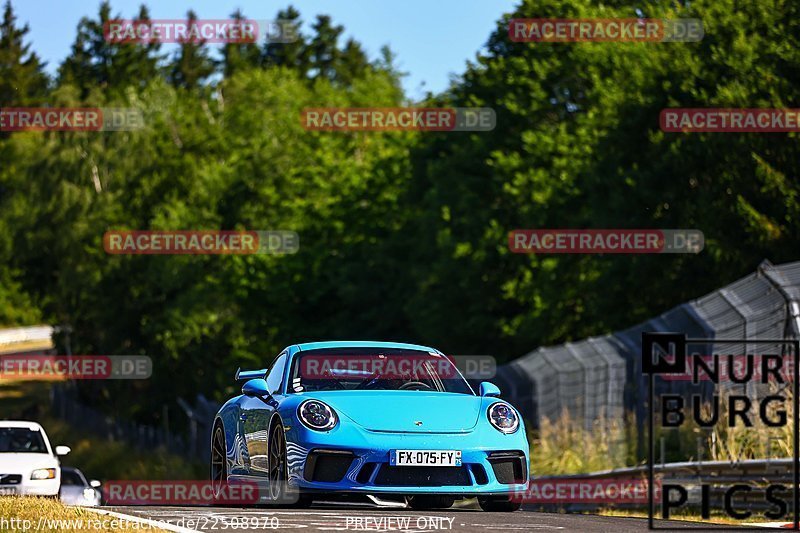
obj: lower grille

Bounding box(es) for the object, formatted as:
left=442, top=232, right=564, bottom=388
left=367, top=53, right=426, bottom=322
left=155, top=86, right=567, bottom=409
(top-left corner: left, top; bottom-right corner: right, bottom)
left=304, top=450, right=354, bottom=483
left=0, top=475, right=21, bottom=485
left=374, top=465, right=471, bottom=487
left=488, top=451, right=527, bottom=484
left=356, top=462, right=379, bottom=484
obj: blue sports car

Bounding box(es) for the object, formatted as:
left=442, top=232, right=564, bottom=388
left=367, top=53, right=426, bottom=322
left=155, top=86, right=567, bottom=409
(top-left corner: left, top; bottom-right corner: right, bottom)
left=211, top=341, right=529, bottom=511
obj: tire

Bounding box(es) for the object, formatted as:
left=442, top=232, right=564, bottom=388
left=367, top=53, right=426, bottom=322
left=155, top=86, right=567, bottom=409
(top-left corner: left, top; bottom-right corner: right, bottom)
left=266, top=422, right=313, bottom=508
left=407, top=495, right=454, bottom=510
left=477, top=495, right=522, bottom=512
left=211, top=423, right=228, bottom=503
left=267, top=420, right=294, bottom=505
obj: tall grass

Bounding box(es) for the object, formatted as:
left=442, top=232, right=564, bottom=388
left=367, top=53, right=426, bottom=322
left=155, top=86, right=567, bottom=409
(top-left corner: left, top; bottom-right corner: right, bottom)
left=704, top=383, right=793, bottom=461
left=528, top=381, right=794, bottom=476
left=529, top=408, right=633, bottom=475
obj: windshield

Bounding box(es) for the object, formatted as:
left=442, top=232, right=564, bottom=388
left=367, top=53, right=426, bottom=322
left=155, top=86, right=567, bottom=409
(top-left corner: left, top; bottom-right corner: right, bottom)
left=289, top=348, right=473, bottom=394
left=0, top=427, right=48, bottom=453
left=60, top=470, right=85, bottom=486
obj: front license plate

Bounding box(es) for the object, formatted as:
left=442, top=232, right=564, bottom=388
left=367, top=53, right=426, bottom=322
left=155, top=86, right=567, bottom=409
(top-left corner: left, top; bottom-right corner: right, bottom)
left=0, top=487, right=17, bottom=495
left=389, top=449, right=462, bottom=467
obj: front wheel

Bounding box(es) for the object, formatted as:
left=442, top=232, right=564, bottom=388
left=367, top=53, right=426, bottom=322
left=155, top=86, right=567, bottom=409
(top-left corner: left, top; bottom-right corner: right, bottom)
left=211, top=424, right=228, bottom=502
left=477, top=495, right=522, bottom=512
left=266, top=422, right=313, bottom=508
left=268, top=422, right=288, bottom=503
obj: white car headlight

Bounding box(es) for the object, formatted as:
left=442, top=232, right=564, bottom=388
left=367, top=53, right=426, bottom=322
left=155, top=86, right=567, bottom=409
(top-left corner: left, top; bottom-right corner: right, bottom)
left=487, top=402, right=519, bottom=434
left=83, top=488, right=97, bottom=501
left=31, top=468, right=56, bottom=480
left=297, top=400, right=338, bottom=431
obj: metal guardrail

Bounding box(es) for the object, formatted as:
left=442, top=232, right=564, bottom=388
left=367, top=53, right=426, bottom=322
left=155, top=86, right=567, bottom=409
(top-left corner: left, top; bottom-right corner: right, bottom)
left=530, top=459, right=796, bottom=512
left=536, top=458, right=794, bottom=481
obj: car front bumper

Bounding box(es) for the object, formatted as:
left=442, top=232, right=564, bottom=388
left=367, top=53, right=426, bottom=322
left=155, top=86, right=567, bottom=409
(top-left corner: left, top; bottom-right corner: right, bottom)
left=284, top=420, right=529, bottom=496
left=0, top=478, right=60, bottom=497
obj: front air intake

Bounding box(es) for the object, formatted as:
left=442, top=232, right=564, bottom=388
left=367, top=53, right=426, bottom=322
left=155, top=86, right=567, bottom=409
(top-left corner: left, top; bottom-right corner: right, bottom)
left=303, top=450, right=354, bottom=483
left=487, top=451, right=527, bottom=484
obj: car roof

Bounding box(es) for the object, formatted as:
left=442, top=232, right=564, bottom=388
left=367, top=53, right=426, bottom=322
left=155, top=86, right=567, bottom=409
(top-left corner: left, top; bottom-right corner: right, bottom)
left=0, top=420, right=44, bottom=430
left=289, top=341, right=440, bottom=354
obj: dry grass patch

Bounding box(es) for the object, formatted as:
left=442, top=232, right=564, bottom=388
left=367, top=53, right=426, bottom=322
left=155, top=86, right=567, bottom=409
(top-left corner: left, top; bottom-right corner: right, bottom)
left=0, top=496, right=169, bottom=532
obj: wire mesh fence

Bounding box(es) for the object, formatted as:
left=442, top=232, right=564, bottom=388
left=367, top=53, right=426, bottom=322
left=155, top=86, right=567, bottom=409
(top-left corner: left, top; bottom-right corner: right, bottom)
left=50, top=383, right=219, bottom=462
left=498, top=259, right=800, bottom=439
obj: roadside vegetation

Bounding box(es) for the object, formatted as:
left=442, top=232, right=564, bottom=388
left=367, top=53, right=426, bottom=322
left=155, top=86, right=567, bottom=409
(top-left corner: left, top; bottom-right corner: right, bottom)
left=0, top=380, right=203, bottom=480
left=529, top=409, right=630, bottom=475
left=0, top=497, right=169, bottom=532
left=532, top=383, right=794, bottom=475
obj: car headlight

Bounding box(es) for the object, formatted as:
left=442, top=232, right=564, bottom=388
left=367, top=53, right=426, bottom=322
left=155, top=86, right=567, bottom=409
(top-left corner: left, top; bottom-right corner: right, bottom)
left=30, top=468, right=56, bottom=480
left=83, top=488, right=97, bottom=501
left=487, top=402, right=519, bottom=434
left=297, top=399, right=338, bottom=431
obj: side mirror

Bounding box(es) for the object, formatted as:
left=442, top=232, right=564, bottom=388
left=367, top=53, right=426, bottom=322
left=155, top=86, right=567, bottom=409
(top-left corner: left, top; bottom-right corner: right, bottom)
left=55, top=446, right=71, bottom=456
left=90, top=480, right=102, bottom=488
left=479, top=382, right=501, bottom=397
left=242, top=378, right=269, bottom=397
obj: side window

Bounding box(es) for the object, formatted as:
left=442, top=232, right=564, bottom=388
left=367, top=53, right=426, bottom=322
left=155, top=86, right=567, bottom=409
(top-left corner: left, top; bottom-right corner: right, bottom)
left=265, top=354, right=287, bottom=395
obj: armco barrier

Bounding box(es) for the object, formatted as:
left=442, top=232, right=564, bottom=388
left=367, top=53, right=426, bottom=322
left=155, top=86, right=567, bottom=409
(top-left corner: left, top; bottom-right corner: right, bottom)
left=531, top=458, right=794, bottom=512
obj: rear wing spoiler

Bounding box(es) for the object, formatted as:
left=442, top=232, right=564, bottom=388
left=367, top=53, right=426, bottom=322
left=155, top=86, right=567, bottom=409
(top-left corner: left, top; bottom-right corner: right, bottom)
left=235, top=367, right=267, bottom=381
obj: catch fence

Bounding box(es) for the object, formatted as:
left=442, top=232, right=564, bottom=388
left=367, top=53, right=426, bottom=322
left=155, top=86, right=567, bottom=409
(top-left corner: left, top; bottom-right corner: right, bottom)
left=496, top=259, right=800, bottom=438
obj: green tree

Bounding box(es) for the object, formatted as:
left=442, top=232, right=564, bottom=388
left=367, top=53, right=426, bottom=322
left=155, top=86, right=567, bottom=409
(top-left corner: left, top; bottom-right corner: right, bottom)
left=0, top=0, right=48, bottom=107
left=219, top=9, right=262, bottom=78
left=263, top=6, right=308, bottom=75
left=336, top=39, right=369, bottom=85
left=401, top=0, right=800, bottom=356
left=307, top=15, right=343, bottom=82
left=58, top=1, right=161, bottom=97
left=169, top=10, right=215, bottom=89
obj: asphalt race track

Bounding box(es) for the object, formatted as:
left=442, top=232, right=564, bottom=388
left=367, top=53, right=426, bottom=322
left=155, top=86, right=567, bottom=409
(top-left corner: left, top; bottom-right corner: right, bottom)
left=104, top=502, right=737, bottom=532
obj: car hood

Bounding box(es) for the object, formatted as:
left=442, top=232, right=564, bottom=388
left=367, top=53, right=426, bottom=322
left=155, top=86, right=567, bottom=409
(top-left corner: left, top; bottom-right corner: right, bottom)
left=0, top=453, right=57, bottom=473
left=303, top=391, right=482, bottom=433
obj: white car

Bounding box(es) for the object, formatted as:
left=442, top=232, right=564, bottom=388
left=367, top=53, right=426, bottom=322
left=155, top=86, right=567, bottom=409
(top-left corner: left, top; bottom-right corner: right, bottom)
left=0, top=421, right=70, bottom=496
left=59, top=467, right=101, bottom=506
